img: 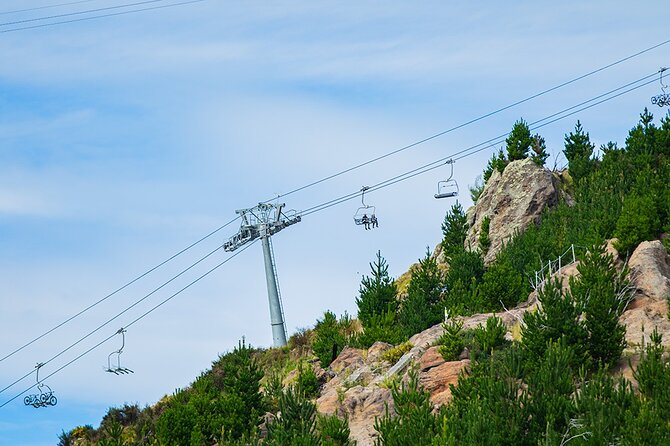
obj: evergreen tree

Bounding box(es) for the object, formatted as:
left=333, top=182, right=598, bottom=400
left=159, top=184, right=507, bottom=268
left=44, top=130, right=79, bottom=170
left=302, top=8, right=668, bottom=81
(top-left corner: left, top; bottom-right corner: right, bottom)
left=505, top=119, right=532, bottom=161
left=265, top=386, right=320, bottom=446
left=374, top=368, right=442, bottom=446
left=530, top=133, right=549, bottom=166
left=569, top=244, right=630, bottom=368
left=483, top=148, right=508, bottom=182
left=478, top=216, right=491, bottom=253
left=312, top=311, right=346, bottom=368
left=563, top=120, right=595, bottom=183
left=356, top=251, right=398, bottom=329
left=398, top=248, right=444, bottom=338
left=614, top=193, right=661, bottom=254
left=520, top=278, right=588, bottom=368
left=441, top=202, right=468, bottom=259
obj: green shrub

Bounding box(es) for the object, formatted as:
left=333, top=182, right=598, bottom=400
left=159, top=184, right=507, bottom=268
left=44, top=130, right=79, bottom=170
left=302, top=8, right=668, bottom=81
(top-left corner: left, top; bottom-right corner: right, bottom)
left=530, top=133, right=548, bottom=166
left=381, top=342, right=413, bottom=364
left=468, top=175, right=484, bottom=203
left=265, top=386, right=320, bottom=446
left=437, top=319, right=464, bottom=361
left=351, top=310, right=403, bottom=349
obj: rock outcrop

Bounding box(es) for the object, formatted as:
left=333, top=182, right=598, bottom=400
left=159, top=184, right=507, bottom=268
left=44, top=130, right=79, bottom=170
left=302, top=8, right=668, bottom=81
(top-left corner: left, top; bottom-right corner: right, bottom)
left=466, top=159, right=561, bottom=265
left=620, top=240, right=670, bottom=348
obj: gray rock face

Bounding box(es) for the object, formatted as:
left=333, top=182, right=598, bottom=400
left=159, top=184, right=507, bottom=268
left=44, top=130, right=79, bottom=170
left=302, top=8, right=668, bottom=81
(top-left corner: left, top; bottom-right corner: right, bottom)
left=628, top=240, right=670, bottom=301
left=466, top=158, right=560, bottom=265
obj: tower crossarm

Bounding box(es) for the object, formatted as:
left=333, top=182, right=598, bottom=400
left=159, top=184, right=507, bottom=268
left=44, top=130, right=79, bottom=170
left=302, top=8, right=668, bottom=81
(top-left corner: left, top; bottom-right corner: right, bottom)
left=223, top=203, right=301, bottom=252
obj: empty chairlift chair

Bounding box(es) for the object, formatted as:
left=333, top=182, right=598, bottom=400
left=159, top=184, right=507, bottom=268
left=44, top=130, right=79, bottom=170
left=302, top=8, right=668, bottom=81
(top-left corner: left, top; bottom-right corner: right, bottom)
left=435, top=159, right=459, bottom=199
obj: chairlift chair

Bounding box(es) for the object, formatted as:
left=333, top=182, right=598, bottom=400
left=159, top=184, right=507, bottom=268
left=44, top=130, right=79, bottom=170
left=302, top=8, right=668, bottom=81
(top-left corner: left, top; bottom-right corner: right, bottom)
left=435, top=159, right=459, bottom=199
left=651, top=67, right=669, bottom=107
left=353, top=186, right=377, bottom=225
left=105, top=328, right=134, bottom=375
left=24, top=363, right=57, bottom=408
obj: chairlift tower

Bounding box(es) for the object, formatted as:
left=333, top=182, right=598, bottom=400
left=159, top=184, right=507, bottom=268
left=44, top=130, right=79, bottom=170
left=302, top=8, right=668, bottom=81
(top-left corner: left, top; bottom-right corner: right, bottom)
left=223, top=203, right=301, bottom=347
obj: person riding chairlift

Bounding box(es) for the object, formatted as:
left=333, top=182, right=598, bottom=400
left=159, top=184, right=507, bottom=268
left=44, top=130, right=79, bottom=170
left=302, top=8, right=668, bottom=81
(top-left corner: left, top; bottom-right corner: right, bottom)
left=362, top=214, right=370, bottom=230
left=370, top=214, right=378, bottom=228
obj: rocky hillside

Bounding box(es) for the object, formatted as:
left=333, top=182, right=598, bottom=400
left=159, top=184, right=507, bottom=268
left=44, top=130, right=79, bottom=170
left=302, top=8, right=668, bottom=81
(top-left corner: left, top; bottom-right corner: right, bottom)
left=61, top=113, right=670, bottom=446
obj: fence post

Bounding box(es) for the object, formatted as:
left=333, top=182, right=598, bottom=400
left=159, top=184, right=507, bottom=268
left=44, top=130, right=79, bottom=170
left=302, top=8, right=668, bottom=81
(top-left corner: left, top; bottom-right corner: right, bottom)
left=571, top=244, right=575, bottom=263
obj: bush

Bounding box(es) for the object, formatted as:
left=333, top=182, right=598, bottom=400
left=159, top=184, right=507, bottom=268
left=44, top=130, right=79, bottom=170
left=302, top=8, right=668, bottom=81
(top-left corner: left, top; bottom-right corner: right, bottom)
left=381, top=341, right=413, bottom=364
left=351, top=310, right=403, bottom=348
left=468, top=175, right=484, bottom=203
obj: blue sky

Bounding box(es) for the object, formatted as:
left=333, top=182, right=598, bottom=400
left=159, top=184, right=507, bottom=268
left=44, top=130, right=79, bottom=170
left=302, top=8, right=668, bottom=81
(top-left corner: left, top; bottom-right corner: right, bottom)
left=1, top=1, right=669, bottom=444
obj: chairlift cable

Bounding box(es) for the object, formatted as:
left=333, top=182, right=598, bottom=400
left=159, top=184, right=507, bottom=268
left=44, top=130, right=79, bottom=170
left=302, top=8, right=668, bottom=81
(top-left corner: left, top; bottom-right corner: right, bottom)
left=0, top=0, right=206, bottom=33
left=262, top=38, right=670, bottom=204
left=300, top=74, right=660, bottom=218
left=0, top=243, right=227, bottom=395
left=0, top=69, right=662, bottom=407
left=0, top=0, right=99, bottom=16
left=0, top=241, right=256, bottom=409
left=0, top=0, right=169, bottom=26
left=0, top=215, right=239, bottom=365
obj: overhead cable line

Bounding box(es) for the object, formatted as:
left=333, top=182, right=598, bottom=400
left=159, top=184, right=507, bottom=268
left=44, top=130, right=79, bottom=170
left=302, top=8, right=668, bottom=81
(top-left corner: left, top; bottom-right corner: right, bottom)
left=0, top=0, right=169, bottom=26
left=300, top=73, right=660, bottom=217
left=0, top=242, right=231, bottom=396
left=0, top=240, right=257, bottom=409
left=0, top=70, right=659, bottom=409
left=0, top=0, right=100, bottom=16
left=264, top=37, right=670, bottom=203
left=0, top=0, right=205, bottom=33
left=0, top=215, right=239, bottom=364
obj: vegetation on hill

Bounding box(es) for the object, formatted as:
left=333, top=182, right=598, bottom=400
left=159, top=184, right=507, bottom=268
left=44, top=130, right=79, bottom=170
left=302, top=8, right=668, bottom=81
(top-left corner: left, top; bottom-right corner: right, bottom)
left=61, top=110, right=670, bottom=445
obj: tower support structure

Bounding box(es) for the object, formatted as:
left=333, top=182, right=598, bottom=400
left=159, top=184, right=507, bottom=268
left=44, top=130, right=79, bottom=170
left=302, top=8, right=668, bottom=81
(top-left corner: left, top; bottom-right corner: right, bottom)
left=223, top=203, right=300, bottom=347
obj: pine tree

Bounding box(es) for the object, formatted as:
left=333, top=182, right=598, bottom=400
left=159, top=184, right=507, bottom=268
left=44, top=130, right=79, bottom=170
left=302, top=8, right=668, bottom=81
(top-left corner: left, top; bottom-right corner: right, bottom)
left=356, top=251, right=398, bottom=329
left=569, top=244, right=630, bottom=368
left=312, top=311, right=345, bottom=368
left=265, top=386, right=320, bottom=446
left=520, top=278, right=588, bottom=368
left=398, top=248, right=444, bottom=338
left=530, top=133, right=549, bottom=166
left=563, top=120, right=595, bottom=183
left=374, top=367, right=442, bottom=446
left=441, top=202, right=468, bottom=260
left=483, top=148, right=508, bottom=182
left=505, top=119, right=532, bottom=161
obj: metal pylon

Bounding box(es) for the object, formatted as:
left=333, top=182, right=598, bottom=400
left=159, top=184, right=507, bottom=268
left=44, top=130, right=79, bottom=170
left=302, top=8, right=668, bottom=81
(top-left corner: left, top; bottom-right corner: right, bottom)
left=223, top=203, right=300, bottom=347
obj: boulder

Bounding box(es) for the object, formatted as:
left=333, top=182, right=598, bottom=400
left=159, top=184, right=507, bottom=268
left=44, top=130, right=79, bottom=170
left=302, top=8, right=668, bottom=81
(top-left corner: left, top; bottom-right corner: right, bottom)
left=616, top=240, right=670, bottom=349
left=466, top=158, right=560, bottom=265
left=317, top=385, right=393, bottom=446
left=419, top=359, right=469, bottom=407
left=628, top=240, right=670, bottom=301
left=419, top=346, right=446, bottom=372
left=330, top=347, right=366, bottom=375
left=366, top=342, right=393, bottom=364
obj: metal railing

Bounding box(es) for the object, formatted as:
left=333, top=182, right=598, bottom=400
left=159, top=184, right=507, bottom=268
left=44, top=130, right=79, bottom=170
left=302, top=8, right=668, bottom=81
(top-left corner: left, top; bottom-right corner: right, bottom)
left=531, top=244, right=577, bottom=289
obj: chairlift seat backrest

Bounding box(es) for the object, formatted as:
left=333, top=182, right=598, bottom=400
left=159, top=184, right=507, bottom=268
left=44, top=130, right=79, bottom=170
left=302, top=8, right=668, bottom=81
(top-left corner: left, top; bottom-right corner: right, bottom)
left=435, top=180, right=459, bottom=199
left=353, top=206, right=375, bottom=225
